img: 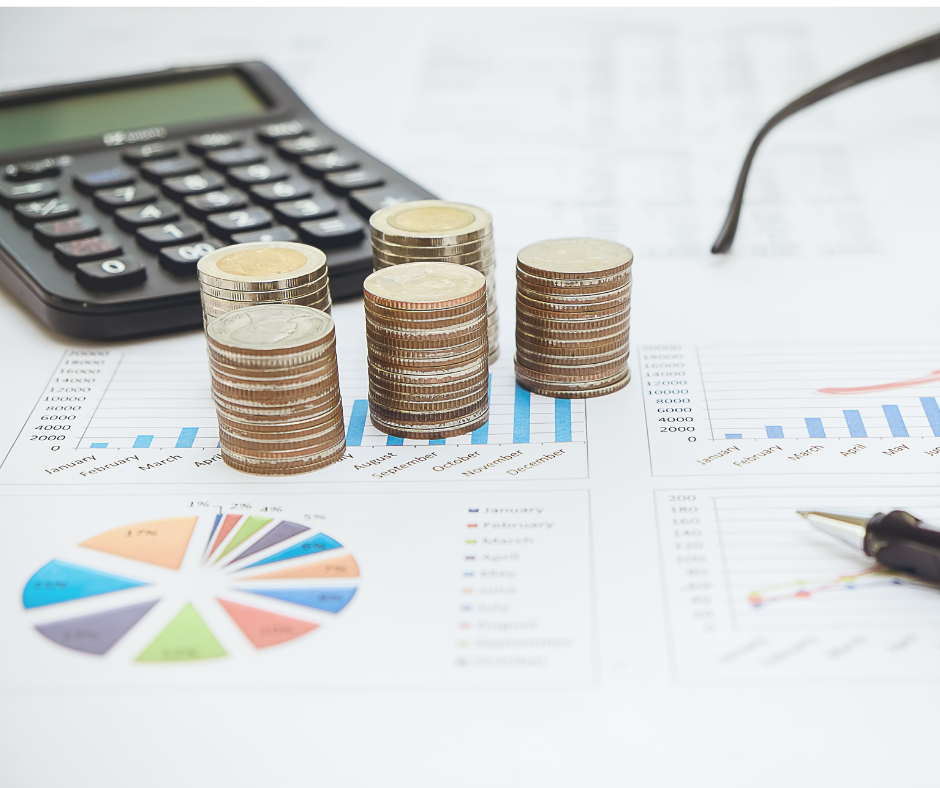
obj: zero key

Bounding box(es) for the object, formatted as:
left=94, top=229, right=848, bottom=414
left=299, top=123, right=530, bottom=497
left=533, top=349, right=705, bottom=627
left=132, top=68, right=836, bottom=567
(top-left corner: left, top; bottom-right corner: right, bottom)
left=54, top=235, right=123, bottom=268
left=75, top=256, right=147, bottom=291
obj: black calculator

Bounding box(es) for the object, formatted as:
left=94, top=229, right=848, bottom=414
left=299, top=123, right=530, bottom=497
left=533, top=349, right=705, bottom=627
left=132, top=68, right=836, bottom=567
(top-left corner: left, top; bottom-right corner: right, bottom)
left=0, top=62, right=434, bottom=339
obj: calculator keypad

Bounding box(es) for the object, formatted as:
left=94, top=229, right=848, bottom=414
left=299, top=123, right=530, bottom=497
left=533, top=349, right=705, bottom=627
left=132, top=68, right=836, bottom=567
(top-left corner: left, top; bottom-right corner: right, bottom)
left=0, top=112, right=433, bottom=310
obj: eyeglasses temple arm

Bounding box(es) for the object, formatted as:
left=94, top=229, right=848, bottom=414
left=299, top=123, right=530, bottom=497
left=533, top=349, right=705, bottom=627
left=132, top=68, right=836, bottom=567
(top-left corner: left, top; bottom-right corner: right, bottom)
left=711, top=30, right=940, bottom=254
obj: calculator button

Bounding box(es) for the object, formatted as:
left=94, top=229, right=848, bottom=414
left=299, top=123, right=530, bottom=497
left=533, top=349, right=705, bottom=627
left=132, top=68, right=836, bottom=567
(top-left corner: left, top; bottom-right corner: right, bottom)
left=0, top=180, right=58, bottom=207
left=140, top=156, right=201, bottom=182
left=158, top=240, right=220, bottom=275
left=4, top=157, right=66, bottom=182
left=93, top=183, right=159, bottom=213
left=184, top=189, right=247, bottom=219
left=54, top=235, right=123, bottom=268
left=136, top=221, right=203, bottom=252
left=274, top=197, right=337, bottom=226
left=14, top=197, right=78, bottom=227
left=277, top=136, right=334, bottom=162
left=206, top=207, right=273, bottom=241
left=249, top=178, right=312, bottom=207
left=231, top=226, right=298, bottom=244
left=323, top=169, right=385, bottom=196
left=73, top=166, right=135, bottom=194
left=162, top=171, right=226, bottom=201
left=75, top=256, right=147, bottom=291
left=115, top=201, right=180, bottom=231
left=227, top=163, right=289, bottom=189
left=188, top=132, right=243, bottom=155
left=122, top=142, right=180, bottom=164
left=300, top=151, right=359, bottom=177
left=299, top=215, right=364, bottom=248
left=34, top=216, right=99, bottom=248
left=257, top=121, right=308, bottom=143
left=206, top=146, right=266, bottom=171
left=349, top=186, right=425, bottom=219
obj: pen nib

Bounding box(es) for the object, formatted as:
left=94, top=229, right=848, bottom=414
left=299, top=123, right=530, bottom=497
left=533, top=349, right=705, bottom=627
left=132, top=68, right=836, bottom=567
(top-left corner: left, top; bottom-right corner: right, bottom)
left=797, top=510, right=868, bottom=551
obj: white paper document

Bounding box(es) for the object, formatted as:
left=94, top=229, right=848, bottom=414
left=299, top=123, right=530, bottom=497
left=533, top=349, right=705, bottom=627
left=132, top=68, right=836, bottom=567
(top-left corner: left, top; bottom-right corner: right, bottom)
left=3, top=7, right=940, bottom=788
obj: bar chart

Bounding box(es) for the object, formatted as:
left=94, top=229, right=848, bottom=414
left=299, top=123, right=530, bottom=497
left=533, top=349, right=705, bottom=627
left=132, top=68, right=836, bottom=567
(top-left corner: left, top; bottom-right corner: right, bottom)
left=641, top=344, right=940, bottom=475
left=2, top=348, right=589, bottom=484
left=72, top=361, right=584, bottom=451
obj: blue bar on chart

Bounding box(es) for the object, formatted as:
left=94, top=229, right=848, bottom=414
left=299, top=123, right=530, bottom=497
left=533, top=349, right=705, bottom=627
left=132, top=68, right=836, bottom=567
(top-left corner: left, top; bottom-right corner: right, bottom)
left=555, top=399, right=572, bottom=442
left=90, top=442, right=108, bottom=448
left=429, top=439, right=446, bottom=445
left=133, top=435, right=153, bottom=448
left=346, top=400, right=368, bottom=447
left=765, top=426, right=784, bottom=439
left=843, top=410, right=867, bottom=438
left=920, top=397, right=940, bottom=437
left=175, top=428, right=198, bottom=448
left=882, top=405, right=909, bottom=437
left=386, top=435, right=404, bottom=446
left=804, top=418, right=826, bottom=438
left=725, top=433, right=743, bottom=439
left=470, top=375, right=493, bottom=445
left=513, top=385, right=530, bottom=443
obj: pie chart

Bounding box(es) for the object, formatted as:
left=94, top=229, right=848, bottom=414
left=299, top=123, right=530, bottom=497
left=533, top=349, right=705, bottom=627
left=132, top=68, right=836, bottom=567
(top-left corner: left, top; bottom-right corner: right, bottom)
left=23, top=512, right=359, bottom=661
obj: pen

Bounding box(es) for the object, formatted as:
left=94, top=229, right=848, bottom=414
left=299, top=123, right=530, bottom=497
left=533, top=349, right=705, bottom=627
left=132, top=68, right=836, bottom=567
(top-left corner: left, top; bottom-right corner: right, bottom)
left=798, top=509, right=940, bottom=585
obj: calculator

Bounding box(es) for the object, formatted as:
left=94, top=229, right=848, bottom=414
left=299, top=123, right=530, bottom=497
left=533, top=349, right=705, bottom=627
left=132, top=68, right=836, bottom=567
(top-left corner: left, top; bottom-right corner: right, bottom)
left=0, top=62, right=435, bottom=339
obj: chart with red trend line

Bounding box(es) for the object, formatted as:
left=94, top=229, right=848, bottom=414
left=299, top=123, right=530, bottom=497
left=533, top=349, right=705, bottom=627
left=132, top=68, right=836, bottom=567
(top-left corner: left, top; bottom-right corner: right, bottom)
left=640, top=344, right=940, bottom=476
left=2, top=490, right=593, bottom=691
left=655, top=487, right=940, bottom=682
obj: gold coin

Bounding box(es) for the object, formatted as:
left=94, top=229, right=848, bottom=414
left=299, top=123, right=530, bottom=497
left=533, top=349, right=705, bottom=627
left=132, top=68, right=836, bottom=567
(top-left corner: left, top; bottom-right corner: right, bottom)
left=370, top=200, right=492, bottom=246
left=516, top=238, right=633, bottom=279
left=206, top=304, right=334, bottom=355
left=200, top=277, right=329, bottom=302
left=198, top=241, right=327, bottom=291
left=372, top=236, right=493, bottom=259
left=364, top=262, right=485, bottom=309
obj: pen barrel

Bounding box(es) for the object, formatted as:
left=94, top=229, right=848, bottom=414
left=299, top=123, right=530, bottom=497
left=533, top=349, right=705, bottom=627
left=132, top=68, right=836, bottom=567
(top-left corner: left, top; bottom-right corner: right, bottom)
left=865, top=510, right=940, bottom=585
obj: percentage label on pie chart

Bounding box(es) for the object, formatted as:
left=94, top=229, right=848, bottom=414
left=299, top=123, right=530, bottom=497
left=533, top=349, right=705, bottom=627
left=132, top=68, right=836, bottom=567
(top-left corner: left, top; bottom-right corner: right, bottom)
left=23, top=513, right=359, bottom=661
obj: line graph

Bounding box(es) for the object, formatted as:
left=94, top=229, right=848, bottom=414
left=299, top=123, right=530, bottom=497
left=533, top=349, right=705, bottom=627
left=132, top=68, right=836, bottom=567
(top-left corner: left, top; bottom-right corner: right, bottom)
left=656, top=487, right=940, bottom=682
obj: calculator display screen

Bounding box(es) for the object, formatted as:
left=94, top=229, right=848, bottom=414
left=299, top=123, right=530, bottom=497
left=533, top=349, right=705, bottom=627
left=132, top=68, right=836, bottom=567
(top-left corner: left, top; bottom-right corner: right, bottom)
left=0, top=72, right=268, bottom=155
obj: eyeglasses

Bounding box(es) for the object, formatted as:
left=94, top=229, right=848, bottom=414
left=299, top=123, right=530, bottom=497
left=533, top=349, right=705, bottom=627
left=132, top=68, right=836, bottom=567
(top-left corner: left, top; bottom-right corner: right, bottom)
left=711, top=31, right=940, bottom=254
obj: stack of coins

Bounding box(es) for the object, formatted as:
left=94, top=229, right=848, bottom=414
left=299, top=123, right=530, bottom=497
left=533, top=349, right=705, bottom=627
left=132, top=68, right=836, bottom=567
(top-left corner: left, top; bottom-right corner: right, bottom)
left=369, top=200, right=499, bottom=362
left=364, top=262, right=490, bottom=440
left=206, top=304, right=346, bottom=476
left=197, top=241, right=331, bottom=325
left=514, top=238, right=632, bottom=398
